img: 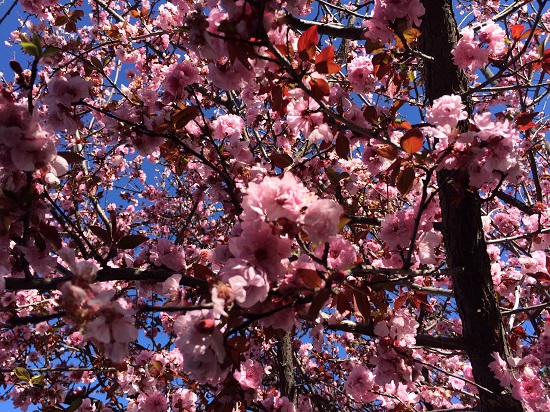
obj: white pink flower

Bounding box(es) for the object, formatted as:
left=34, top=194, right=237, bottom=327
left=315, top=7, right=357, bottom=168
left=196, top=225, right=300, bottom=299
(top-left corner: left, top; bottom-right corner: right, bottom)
left=347, top=56, right=376, bottom=95
left=228, top=220, right=292, bottom=282
left=222, top=258, right=270, bottom=308
left=426, top=94, right=468, bottom=129
left=344, top=364, right=377, bottom=403
left=242, top=172, right=315, bottom=222
left=233, top=359, right=263, bottom=390
left=301, top=199, right=343, bottom=245
left=84, top=291, right=138, bottom=363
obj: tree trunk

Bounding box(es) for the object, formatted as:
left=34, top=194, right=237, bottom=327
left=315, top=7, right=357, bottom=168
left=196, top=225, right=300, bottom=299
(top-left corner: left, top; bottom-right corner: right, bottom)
left=276, top=331, right=296, bottom=403
left=420, top=1, right=524, bottom=411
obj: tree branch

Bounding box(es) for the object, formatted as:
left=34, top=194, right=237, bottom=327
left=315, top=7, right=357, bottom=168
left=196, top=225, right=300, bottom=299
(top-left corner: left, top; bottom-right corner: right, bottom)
left=4, top=267, right=210, bottom=293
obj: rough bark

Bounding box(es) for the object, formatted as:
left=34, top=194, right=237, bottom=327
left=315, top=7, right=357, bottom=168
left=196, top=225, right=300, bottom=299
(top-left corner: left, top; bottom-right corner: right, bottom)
left=276, top=331, right=296, bottom=403
left=420, top=1, right=524, bottom=411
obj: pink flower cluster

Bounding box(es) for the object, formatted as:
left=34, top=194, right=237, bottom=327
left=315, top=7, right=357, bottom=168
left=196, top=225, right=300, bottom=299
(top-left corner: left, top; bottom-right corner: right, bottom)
left=43, top=74, right=91, bottom=133
left=234, top=358, right=263, bottom=390
left=428, top=95, right=521, bottom=187
left=452, top=22, right=506, bottom=72
left=84, top=291, right=138, bottom=363
left=174, top=309, right=227, bottom=383
left=347, top=56, right=376, bottom=95
left=150, top=238, right=186, bottom=272
left=489, top=352, right=550, bottom=411
left=162, top=59, right=200, bottom=103
left=364, top=0, right=425, bottom=43
left=218, top=173, right=344, bottom=308
left=0, top=94, right=58, bottom=173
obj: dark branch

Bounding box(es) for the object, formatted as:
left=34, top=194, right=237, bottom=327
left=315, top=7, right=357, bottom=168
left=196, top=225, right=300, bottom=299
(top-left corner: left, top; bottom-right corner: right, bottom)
left=284, top=14, right=365, bottom=40
left=4, top=267, right=210, bottom=293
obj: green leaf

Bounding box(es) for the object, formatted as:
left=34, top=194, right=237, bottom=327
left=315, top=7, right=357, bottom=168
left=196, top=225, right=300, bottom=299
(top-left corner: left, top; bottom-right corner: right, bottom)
left=14, top=367, right=31, bottom=382
left=20, top=42, right=40, bottom=57
left=42, top=46, right=59, bottom=58
left=32, top=32, right=42, bottom=50
left=30, top=374, right=45, bottom=387
left=66, top=398, right=83, bottom=412
left=116, top=234, right=149, bottom=249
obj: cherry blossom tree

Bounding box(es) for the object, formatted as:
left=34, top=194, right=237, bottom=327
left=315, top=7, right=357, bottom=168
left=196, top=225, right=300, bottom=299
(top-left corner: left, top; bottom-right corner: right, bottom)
left=1, top=0, right=550, bottom=411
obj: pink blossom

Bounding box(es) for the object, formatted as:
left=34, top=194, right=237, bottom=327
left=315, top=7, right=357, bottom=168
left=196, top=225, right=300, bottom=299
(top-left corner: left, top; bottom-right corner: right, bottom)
left=174, top=309, right=227, bottom=383
left=19, top=0, right=59, bottom=16
left=519, top=250, right=548, bottom=277
left=242, top=172, right=314, bottom=222
left=314, top=235, right=357, bottom=269
left=307, top=124, right=333, bottom=144
left=374, top=309, right=419, bottom=347
left=261, top=394, right=296, bottom=412
left=452, top=27, right=490, bottom=71
left=426, top=94, right=468, bottom=128
left=162, top=273, right=182, bottom=300
left=344, top=364, right=377, bottom=403
left=58, top=247, right=99, bottom=282
left=511, top=372, right=547, bottom=409
left=151, top=239, right=186, bottom=271
left=234, top=359, right=263, bottom=390
left=44, top=75, right=91, bottom=108
left=137, top=391, right=168, bottom=412
left=372, top=0, right=425, bottom=27
left=222, top=258, right=270, bottom=308
left=286, top=95, right=323, bottom=138
left=417, top=231, right=442, bottom=265
left=211, top=114, right=245, bottom=140
left=301, top=199, right=343, bottom=245
left=489, top=352, right=511, bottom=387
left=84, top=292, right=138, bottom=363
left=228, top=220, right=292, bottom=281
left=379, top=211, right=413, bottom=250
left=171, top=388, right=197, bottom=412
left=0, top=99, right=57, bottom=172
left=163, top=60, right=200, bottom=102
left=479, top=21, right=506, bottom=56
left=347, top=56, right=376, bottom=94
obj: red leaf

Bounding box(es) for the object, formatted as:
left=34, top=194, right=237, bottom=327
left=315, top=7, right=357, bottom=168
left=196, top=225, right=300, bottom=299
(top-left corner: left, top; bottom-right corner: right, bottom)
left=363, top=105, right=378, bottom=124
left=400, top=128, right=424, bottom=154
left=394, top=294, right=407, bottom=310
left=307, top=289, right=331, bottom=320
left=315, top=45, right=334, bottom=63
left=89, top=225, right=112, bottom=244
left=297, top=25, right=318, bottom=61
left=528, top=271, right=550, bottom=283
left=315, top=46, right=341, bottom=74
left=514, top=111, right=538, bottom=130
left=353, top=290, right=371, bottom=321
left=171, top=105, right=199, bottom=130
left=510, top=24, right=524, bottom=42
left=374, top=63, right=391, bottom=80
left=541, top=49, right=550, bottom=73
left=116, top=234, right=149, bottom=249
left=269, top=153, right=293, bottom=169
left=396, top=165, right=415, bottom=196
left=298, top=268, right=324, bottom=290
left=335, top=134, right=350, bottom=159
left=315, top=61, right=341, bottom=74
left=309, top=77, right=330, bottom=99
left=377, top=145, right=399, bottom=160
